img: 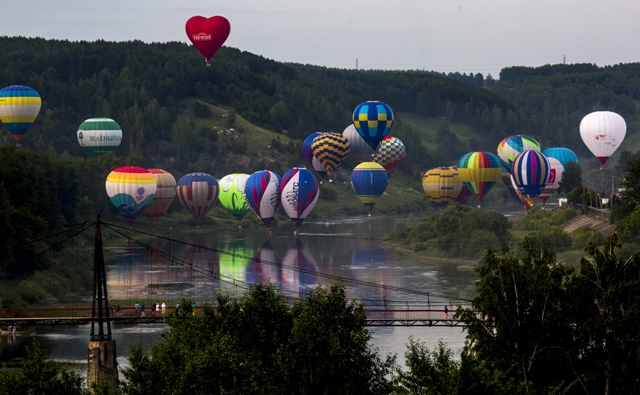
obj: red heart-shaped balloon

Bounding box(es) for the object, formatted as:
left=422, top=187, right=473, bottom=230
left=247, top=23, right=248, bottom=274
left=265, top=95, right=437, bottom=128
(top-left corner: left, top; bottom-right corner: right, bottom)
left=185, top=16, right=231, bottom=64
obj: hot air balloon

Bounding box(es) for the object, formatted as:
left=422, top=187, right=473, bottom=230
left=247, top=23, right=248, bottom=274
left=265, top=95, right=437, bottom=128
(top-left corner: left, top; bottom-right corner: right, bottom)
left=185, top=16, right=231, bottom=66
left=302, top=132, right=327, bottom=180
left=105, top=166, right=156, bottom=226
left=422, top=167, right=463, bottom=211
left=511, top=150, right=550, bottom=206
left=579, top=111, right=626, bottom=169
left=280, top=168, right=319, bottom=233
left=352, top=101, right=394, bottom=151
left=0, top=85, right=41, bottom=147
left=542, top=147, right=578, bottom=170
left=342, top=124, right=374, bottom=163
left=218, top=173, right=251, bottom=225
left=143, top=169, right=176, bottom=226
left=497, top=135, right=541, bottom=170
left=501, top=171, right=523, bottom=205
left=373, top=136, right=405, bottom=176
left=537, top=157, right=564, bottom=206
left=457, top=152, right=502, bottom=203
left=77, top=118, right=122, bottom=157
left=244, top=170, right=281, bottom=232
left=310, top=132, right=350, bottom=181
left=351, top=162, right=388, bottom=216
left=176, top=173, right=220, bottom=226
left=512, top=174, right=532, bottom=211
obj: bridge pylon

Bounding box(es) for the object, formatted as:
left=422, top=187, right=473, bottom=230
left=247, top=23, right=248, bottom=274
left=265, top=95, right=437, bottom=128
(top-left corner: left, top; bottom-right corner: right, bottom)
left=87, top=215, right=119, bottom=393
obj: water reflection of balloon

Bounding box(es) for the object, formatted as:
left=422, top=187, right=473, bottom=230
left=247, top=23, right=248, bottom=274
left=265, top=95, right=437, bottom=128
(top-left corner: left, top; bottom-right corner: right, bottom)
left=281, top=240, right=319, bottom=298
left=342, top=124, right=374, bottom=163
left=219, top=241, right=252, bottom=293
left=302, top=132, right=327, bottom=180
left=310, top=133, right=350, bottom=181
left=511, top=150, right=550, bottom=206
left=352, top=101, right=394, bottom=151
left=351, top=162, right=388, bottom=216
left=105, top=166, right=156, bottom=226
left=0, top=85, right=41, bottom=147
left=144, top=168, right=176, bottom=227
left=244, top=170, right=281, bottom=232
left=457, top=152, right=502, bottom=203
left=77, top=118, right=122, bottom=157
left=422, top=167, right=462, bottom=211
left=247, top=240, right=280, bottom=286
left=176, top=173, right=219, bottom=226
left=579, top=111, right=626, bottom=169
left=497, top=135, right=541, bottom=171
left=218, top=173, right=251, bottom=223
left=280, top=168, right=319, bottom=232
left=373, top=136, right=405, bottom=176
left=185, top=16, right=231, bottom=66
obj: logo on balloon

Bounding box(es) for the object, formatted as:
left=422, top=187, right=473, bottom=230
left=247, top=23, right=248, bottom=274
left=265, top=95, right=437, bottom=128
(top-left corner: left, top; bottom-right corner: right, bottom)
left=547, top=169, right=556, bottom=184
left=136, top=187, right=145, bottom=201
left=192, top=33, right=213, bottom=41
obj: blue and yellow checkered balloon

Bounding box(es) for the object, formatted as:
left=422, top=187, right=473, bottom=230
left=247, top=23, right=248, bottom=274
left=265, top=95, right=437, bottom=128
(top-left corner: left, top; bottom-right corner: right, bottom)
left=310, top=133, right=351, bottom=178
left=352, top=101, right=394, bottom=151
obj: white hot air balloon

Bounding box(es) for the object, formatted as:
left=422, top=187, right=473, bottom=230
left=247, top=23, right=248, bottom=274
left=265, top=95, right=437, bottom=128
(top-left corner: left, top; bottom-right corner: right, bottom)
left=342, top=124, right=374, bottom=163
left=579, top=111, right=626, bottom=170
left=537, top=157, right=565, bottom=207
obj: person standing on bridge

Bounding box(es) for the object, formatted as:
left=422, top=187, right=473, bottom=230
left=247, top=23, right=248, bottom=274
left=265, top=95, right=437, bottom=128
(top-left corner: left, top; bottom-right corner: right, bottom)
left=135, top=301, right=140, bottom=317
left=141, top=302, right=145, bottom=317
left=161, top=302, right=166, bottom=315
left=444, top=305, right=449, bottom=320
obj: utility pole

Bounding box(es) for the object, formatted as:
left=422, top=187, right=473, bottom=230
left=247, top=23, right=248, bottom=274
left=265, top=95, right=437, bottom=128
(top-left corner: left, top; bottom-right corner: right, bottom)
left=87, top=215, right=119, bottom=393
left=611, top=174, right=615, bottom=209
left=356, top=58, right=358, bottom=70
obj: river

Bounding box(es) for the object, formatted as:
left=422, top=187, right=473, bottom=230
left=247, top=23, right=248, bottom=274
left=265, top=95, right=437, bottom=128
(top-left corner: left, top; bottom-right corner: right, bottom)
left=1, top=209, right=521, bottom=371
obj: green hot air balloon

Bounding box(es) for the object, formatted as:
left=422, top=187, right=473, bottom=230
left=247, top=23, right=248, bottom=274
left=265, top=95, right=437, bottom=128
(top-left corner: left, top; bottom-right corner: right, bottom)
left=77, top=118, right=122, bottom=157
left=218, top=173, right=251, bottom=224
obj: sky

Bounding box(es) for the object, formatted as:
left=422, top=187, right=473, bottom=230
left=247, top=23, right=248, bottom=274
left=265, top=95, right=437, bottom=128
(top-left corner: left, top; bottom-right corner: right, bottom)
left=3, top=0, right=640, bottom=78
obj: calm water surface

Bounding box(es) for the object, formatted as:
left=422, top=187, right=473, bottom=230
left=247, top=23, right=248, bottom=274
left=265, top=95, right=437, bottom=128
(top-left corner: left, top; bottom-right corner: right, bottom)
left=1, top=209, right=524, bottom=370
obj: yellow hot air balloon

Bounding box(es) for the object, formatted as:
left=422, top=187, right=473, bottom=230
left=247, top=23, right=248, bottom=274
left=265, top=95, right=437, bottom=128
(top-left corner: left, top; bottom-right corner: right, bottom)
left=144, top=169, right=176, bottom=226
left=0, top=85, right=41, bottom=147
left=422, top=167, right=462, bottom=211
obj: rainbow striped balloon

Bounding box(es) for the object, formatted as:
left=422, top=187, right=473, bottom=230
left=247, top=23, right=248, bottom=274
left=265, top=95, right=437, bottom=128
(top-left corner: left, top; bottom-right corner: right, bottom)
left=0, top=85, right=41, bottom=147
left=106, top=166, right=157, bottom=226
left=497, top=135, right=541, bottom=171
left=511, top=150, right=550, bottom=205
left=457, top=151, right=502, bottom=202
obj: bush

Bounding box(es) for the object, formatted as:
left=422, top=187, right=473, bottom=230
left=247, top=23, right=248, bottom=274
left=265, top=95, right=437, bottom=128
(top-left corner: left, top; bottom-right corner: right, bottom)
left=572, top=226, right=604, bottom=250
left=525, top=227, right=572, bottom=252
left=192, top=101, right=212, bottom=118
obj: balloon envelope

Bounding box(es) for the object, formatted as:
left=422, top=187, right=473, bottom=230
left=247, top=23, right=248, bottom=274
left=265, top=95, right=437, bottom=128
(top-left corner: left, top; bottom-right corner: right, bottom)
left=302, top=132, right=327, bottom=178
left=310, top=133, right=350, bottom=177
left=542, top=147, right=578, bottom=170
left=0, top=85, right=41, bottom=147
left=511, top=150, right=551, bottom=205
left=77, top=118, right=122, bottom=157
left=176, top=172, right=220, bottom=226
left=244, top=170, right=281, bottom=229
left=106, top=166, right=156, bottom=226
left=537, top=157, right=564, bottom=205
left=422, top=167, right=462, bottom=211
left=343, top=124, right=374, bottom=163
left=351, top=162, right=388, bottom=213
left=373, top=136, right=405, bottom=176
left=280, top=168, right=319, bottom=229
left=144, top=169, right=176, bottom=226
left=457, top=152, right=502, bottom=202
left=352, top=101, right=394, bottom=151
left=579, top=111, right=626, bottom=168
left=497, top=135, right=541, bottom=170
left=185, top=16, right=230, bottom=64
left=218, top=173, right=251, bottom=221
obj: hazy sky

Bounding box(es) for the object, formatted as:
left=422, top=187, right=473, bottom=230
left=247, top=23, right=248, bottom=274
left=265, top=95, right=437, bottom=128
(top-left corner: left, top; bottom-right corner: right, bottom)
left=3, top=0, right=640, bottom=78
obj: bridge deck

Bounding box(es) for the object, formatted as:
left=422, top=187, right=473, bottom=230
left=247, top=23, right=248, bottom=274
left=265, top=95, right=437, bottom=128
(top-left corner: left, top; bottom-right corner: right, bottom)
left=1, top=308, right=476, bottom=328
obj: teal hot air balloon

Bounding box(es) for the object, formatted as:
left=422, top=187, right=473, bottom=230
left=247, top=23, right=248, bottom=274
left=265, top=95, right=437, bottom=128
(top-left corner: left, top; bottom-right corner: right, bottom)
left=0, top=85, right=41, bottom=147
left=352, top=101, right=394, bottom=151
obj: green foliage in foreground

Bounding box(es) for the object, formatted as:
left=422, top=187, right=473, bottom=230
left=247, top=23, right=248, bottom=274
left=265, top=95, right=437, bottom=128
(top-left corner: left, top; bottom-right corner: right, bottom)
left=121, top=284, right=396, bottom=395
left=0, top=342, right=89, bottom=395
